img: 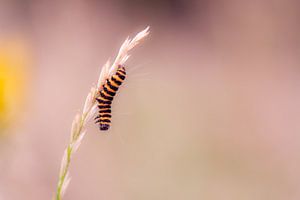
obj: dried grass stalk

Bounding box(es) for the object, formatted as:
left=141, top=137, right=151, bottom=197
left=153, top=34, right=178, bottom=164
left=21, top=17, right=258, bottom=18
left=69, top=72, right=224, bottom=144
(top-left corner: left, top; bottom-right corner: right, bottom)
left=55, top=26, right=150, bottom=200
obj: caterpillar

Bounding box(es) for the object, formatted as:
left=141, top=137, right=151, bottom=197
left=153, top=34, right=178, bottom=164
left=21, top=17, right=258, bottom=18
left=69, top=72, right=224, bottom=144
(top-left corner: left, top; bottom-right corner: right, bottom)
left=95, top=65, right=126, bottom=130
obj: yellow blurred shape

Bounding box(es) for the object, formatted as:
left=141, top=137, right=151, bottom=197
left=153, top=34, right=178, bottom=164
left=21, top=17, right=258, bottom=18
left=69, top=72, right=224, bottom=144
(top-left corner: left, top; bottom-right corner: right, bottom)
left=0, top=37, right=30, bottom=130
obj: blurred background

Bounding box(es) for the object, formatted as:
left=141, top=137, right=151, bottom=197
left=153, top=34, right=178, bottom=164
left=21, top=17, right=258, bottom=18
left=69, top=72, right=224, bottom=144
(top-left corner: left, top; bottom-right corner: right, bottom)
left=0, top=0, right=300, bottom=199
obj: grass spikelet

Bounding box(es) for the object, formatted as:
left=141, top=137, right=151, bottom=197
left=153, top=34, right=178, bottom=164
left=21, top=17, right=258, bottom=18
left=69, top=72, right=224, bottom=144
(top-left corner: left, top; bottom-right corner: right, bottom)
left=55, top=26, right=150, bottom=200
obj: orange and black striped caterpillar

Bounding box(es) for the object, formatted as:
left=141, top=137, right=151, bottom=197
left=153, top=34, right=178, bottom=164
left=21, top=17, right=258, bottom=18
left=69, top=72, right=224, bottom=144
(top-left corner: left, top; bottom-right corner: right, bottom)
left=95, top=65, right=126, bottom=130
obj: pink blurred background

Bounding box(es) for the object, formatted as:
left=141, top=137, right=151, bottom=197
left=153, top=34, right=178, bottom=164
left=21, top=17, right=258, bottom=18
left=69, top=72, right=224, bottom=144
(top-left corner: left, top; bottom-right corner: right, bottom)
left=0, top=0, right=300, bottom=199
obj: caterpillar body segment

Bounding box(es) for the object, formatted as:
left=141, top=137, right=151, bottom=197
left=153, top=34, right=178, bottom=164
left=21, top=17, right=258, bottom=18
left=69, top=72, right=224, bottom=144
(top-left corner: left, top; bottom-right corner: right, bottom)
left=95, top=65, right=126, bottom=131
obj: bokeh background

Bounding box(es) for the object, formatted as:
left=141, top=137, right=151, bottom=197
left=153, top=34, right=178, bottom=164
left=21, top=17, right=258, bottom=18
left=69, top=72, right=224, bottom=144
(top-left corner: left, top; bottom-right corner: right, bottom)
left=1, top=0, right=300, bottom=199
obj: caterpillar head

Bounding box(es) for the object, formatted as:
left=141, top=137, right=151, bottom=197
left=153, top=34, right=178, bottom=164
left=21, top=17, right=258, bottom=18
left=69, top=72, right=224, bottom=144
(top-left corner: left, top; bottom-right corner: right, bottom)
left=100, top=123, right=110, bottom=131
